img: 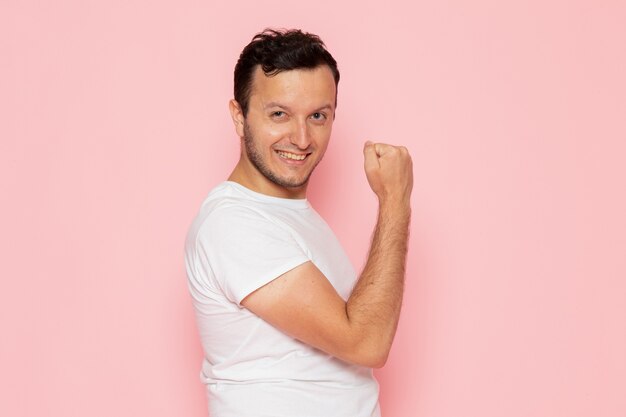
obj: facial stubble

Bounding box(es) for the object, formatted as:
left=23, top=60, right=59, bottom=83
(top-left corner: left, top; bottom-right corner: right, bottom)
left=243, top=122, right=323, bottom=189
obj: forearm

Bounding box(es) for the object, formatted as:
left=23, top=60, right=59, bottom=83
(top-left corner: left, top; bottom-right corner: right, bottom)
left=346, top=198, right=411, bottom=367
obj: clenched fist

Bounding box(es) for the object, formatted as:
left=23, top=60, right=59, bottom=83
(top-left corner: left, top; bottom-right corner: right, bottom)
left=363, top=141, right=413, bottom=206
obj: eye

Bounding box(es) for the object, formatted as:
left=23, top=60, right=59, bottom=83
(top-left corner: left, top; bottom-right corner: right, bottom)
left=311, top=112, right=327, bottom=121
left=271, top=111, right=285, bottom=118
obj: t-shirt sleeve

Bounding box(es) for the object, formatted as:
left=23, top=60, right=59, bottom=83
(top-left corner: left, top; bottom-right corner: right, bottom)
left=196, top=205, right=310, bottom=305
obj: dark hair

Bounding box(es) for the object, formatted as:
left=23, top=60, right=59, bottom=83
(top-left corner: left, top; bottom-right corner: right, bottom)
left=234, top=28, right=340, bottom=116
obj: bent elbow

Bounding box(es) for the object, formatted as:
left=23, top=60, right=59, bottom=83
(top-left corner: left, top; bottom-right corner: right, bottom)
left=371, top=352, right=389, bottom=369
left=367, top=349, right=390, bottom=369
left=339, top=321, right=395, bottom=368
left=350, top=342, right=391, bottom=369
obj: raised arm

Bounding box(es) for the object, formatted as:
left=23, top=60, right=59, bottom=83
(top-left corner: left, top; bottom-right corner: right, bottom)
left=242, top=141, right=413, bottom=368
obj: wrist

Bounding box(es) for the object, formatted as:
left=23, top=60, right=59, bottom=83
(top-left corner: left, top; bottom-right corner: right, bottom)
left=378, top=198, right=411, bottom=222
left=379, top=195, right=411, bottom=212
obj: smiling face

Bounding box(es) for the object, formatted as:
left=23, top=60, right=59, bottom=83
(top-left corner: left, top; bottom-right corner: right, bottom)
left=228, top=65, right=337, bottom=199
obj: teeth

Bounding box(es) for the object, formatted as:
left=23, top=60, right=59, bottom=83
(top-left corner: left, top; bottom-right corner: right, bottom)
left=277, top=151, right=307, bottom=161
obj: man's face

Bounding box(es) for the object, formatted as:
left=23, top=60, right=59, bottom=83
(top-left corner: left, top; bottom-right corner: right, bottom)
left=233, top=65, right=336, bottom=198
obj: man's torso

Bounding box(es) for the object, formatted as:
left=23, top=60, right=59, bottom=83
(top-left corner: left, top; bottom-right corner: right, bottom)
left=185, top=181, right=380, bottom=417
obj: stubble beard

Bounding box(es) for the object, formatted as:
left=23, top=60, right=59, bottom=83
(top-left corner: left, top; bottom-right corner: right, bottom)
left=243, top=123, right=321, bottom=189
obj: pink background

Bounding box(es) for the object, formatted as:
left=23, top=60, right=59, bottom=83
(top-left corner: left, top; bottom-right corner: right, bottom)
left=2, top=1, right=625, bottom=416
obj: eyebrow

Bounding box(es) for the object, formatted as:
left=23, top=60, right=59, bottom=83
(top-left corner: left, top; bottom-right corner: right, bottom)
left=264, top=102, right=334, bottom=112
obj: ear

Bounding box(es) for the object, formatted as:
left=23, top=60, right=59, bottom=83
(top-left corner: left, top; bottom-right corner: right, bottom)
left=229, top=99, right=245, bottom=138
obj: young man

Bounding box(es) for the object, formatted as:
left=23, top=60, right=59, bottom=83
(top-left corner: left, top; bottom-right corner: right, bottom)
left=185, top=29, right=412, bottom=417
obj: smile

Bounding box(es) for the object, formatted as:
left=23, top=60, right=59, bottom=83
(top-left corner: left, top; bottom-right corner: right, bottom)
left=276, top=150, right=308, bottom=161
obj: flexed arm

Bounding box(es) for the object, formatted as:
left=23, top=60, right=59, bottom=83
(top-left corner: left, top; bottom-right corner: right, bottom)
left=242, top=142, right=413, bottom=368
left=345, top=141, right=413, bottom=365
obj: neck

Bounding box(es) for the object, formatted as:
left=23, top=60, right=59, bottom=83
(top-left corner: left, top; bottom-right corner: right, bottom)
left=228, top=160, right=308, bottom=199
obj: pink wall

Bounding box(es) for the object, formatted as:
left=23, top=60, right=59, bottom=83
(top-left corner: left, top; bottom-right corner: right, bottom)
left=2, top=1, right=625, bottom=416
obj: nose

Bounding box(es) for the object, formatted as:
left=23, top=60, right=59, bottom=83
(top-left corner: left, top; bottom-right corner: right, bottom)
left=290, top=118, right=311, bottom=150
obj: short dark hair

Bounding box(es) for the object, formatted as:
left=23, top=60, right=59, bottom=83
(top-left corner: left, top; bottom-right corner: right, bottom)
left=234, top=28, right=340, bottom=116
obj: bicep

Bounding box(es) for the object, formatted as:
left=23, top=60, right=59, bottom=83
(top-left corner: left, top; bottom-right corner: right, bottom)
left=241, top=261, right=360, bottom=364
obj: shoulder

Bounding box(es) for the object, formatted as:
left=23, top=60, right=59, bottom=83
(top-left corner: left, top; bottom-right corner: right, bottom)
left=187, top=181, right=310, bottom=253
left=201, top=198, right=277, bottom=233
left=194, top=182, right=273, bottom=225
left=192, top=198, right=283, bottom=249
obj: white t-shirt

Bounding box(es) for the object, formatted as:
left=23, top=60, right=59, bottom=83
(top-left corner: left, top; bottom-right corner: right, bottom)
left=185, top=181, right=380, bottom=417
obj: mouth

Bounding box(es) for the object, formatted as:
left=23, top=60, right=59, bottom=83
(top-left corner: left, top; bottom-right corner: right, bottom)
left=275, top=150, right=310, bottom=161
